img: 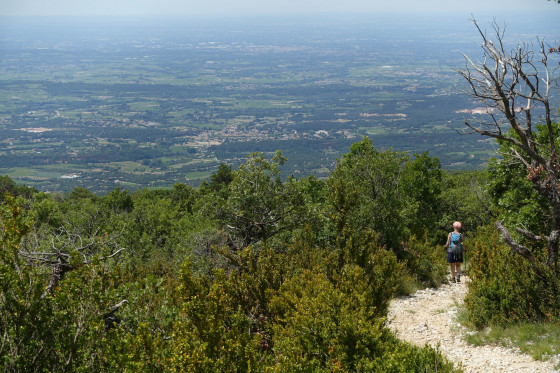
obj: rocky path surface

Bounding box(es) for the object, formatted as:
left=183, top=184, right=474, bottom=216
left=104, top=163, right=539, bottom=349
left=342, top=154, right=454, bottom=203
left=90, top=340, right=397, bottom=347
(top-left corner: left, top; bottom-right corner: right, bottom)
left=387, top=277, right=559, bottom=372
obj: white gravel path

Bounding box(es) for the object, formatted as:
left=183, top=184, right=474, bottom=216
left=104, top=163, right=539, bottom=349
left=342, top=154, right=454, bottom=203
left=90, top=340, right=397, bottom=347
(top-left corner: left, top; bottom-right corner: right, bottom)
left=387, top=276, right=559, bottom=372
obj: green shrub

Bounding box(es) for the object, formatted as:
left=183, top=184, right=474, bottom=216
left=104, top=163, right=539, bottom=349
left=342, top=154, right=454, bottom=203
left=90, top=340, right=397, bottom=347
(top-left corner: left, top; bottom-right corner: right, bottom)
left=402, top=235, right=448, bottom=289
left=270, top=269, right=458, bottom=372
left=465, top=225, right=560, bottom=328
left=170, top=263, right=262, bottom=372
left=371, top=339, right=459, bottom=373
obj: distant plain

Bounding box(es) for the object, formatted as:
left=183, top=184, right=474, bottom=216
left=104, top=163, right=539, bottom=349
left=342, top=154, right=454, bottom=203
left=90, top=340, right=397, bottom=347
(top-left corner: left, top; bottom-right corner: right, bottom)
left=0, top=12, right=558, bottom=193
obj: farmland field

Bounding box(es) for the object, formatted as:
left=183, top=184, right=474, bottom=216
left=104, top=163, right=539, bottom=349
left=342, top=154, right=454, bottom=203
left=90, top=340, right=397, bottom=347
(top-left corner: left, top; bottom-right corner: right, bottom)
left=1, top=12, right=558, bottom=193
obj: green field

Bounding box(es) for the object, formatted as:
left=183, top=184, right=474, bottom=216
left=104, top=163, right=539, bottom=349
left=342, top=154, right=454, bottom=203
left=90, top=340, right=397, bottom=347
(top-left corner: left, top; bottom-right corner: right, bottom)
left=0, top=15, right=517, bottom=193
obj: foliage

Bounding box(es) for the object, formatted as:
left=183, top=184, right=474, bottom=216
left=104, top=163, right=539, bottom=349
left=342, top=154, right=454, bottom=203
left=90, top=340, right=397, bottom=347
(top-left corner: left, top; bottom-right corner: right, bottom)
left=466, top=126, right=560, bottom=324
left=271, top=269, right=456, bottom=372
left=403, top=235, right=448, bottom=289
left=402, top=151, right=443, bottom=237
left=0, top=137, right=460, bottom=372
left=271, top=268, right=389, bottom=371
left=169, top=263, right=262, bottom=372
left=328, top=137, right=415, bottom=253
left=0, top=194, right=127, bottom=372
left=487, top=132, right=555, bottom=252
left=208, top=162, right=234, bottom=194
left=465, top=225, right=560, bottom=329
left=456, top=21, right=560, bottom=333
left=327, top=137, right=448, bottom=289
left=0, top=194, right=49, bottom=372
left=0, top=175, right=36, bottom=201
left=438, top=170, right=493, bottom=240
left=204, top=151, right=308, bottom=248
left=458, top=19, right=560, bottom=273
left=4, top=17, right=560, bottom=369
left=335, top=230, right=405, bottom=314
left=328, top=138, right=445, bottom=252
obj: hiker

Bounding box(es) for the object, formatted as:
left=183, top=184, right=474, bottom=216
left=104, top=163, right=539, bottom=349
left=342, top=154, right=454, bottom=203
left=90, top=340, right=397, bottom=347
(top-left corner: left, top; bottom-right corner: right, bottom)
left=445, top=221, right=464, bottom=283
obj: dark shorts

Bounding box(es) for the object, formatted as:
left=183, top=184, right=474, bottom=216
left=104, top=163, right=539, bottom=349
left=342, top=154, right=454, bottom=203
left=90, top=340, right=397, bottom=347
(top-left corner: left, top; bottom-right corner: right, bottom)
left=447, top=251, right=463, bottom=263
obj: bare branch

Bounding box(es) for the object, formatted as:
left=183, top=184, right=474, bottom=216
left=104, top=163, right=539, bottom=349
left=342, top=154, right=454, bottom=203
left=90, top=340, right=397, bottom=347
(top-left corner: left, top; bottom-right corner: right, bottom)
left=104, top=300, right=128, bottom=331
left=109, top=299, right=128, bottom=313
left=516, top=227, right=542, bottom=241
left=508, top=147, right=530, bottom=168
left=99, top=248, right=126, bottom=260
left=459, top=18, right=557, bottom=171
left=495, top=221, right=537, bottom=266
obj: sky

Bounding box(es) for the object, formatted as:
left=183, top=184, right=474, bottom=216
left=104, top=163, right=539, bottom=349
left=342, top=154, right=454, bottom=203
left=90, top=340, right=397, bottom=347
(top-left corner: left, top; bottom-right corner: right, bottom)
left=0, top=0, right=558, bottom=17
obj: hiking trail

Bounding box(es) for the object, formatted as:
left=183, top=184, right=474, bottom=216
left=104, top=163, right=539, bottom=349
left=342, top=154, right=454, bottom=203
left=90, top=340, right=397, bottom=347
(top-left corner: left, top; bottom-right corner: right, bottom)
left=387, top=276, right=559, bottom=372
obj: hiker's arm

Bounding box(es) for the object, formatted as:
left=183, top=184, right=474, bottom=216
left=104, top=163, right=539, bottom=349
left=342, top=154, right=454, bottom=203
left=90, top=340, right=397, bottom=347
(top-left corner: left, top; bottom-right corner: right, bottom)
left=445, top=233, right=451, bottom=248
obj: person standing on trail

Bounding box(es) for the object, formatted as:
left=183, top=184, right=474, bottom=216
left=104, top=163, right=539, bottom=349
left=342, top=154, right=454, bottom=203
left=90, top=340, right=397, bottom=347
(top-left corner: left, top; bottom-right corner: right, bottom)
left=445, top=221, right=464, bottom=283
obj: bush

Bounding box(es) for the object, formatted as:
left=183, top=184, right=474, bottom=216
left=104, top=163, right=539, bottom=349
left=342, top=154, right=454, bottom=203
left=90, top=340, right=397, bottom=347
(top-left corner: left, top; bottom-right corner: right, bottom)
left=402, top=235, right=448, bottom=289
left=170, top=263, right=262, bottom=372
left=270, top=269, right=457, bottom=372
left=465, top=225, right=560, bottom=328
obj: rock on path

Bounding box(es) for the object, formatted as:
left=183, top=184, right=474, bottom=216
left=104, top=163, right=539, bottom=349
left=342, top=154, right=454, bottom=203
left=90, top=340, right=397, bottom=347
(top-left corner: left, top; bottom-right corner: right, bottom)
left=387, top=277, right=559, bottom=372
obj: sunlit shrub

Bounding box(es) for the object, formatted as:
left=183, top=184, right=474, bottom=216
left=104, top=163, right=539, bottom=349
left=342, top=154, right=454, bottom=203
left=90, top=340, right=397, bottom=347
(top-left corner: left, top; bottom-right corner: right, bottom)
left=465, top=225, right=560, bottom=328
left=169, top=262, right=262, bottom=372
left=402, top=235, right=448, bottom=289
left=270, top=269, right=457, bottom=372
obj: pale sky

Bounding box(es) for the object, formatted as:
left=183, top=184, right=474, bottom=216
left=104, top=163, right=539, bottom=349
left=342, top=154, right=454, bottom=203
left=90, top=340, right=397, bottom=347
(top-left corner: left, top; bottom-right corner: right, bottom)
left=0, top=0, right=558, bottom=17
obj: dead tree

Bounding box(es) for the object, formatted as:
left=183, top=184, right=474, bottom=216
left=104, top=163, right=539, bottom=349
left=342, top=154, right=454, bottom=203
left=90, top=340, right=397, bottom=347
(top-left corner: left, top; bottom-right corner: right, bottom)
left=457, top=19, right=560, bottom=273
left=20, top=225, right=126, bottom=295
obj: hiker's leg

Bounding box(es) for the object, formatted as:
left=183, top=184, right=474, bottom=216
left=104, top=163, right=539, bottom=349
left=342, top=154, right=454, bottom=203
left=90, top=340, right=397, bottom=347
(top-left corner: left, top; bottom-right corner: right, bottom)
left=452, top=263, right=460, bottom=280
left=447, top=252, right=455, bottom=279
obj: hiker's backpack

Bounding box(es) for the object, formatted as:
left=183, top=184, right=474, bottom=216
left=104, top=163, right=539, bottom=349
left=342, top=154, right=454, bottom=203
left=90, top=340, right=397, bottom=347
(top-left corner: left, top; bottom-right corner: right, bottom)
left=449, top=232, right=462, bottom=255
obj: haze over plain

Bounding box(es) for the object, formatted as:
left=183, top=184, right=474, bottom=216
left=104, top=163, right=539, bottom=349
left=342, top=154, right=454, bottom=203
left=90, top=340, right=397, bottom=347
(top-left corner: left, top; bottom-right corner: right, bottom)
left=1, top=0, right=558, bottom=16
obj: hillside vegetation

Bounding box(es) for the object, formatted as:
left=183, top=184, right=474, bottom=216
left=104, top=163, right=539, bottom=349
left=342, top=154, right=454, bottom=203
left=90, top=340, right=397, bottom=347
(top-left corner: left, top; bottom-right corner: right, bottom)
left=3, top=14, right=560, bottom=372
left=3, top=133, right=559, bottom=372
left=0, top=137, right=480, bottom=372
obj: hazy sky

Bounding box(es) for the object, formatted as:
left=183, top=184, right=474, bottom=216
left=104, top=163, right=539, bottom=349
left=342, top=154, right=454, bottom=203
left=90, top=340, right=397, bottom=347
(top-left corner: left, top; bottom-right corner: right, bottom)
left=1, top=0, right=558, bottom=16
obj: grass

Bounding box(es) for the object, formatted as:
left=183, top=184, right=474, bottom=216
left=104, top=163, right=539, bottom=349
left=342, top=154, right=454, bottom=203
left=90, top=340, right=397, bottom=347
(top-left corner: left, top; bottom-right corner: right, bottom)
left=128, top=101, right=160, bottom=111
left=361, top=126, right=388, bottom=135
left=457, top=307, right=560, bottom=369
left=110, top=161, right=145, bottom=173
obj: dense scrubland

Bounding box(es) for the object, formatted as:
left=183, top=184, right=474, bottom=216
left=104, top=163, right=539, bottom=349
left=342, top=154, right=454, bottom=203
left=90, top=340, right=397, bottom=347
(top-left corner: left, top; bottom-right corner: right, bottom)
left=2, top=12, right=560, bottom=372
left=2, top=134, right=559, bottom=372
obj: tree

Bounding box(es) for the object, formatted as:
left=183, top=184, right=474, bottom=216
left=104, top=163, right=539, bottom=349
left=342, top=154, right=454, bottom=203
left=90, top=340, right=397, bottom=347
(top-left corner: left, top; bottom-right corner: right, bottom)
left=209, top=162, right=234, bottom=192
left=438, top=170, right=494, bottom=241
left=20, top=191, right=127, bottom=295
left=0, top=175, right=36, bottom=201
left=1, top=194, right=111, bottom=371
left=208, top=151, right=307, bottom=248
left=402, top=151, right=443, bottom=237
left=458, top=19, right=560, bottom=274
left=327, top=139, right=447, bottom=287
left=328, top=137, right=417, bottom=253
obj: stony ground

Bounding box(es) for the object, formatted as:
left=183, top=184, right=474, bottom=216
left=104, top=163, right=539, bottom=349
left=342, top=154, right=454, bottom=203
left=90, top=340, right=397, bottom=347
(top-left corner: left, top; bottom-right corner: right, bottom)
left=387, top=276, right=560, bottom=372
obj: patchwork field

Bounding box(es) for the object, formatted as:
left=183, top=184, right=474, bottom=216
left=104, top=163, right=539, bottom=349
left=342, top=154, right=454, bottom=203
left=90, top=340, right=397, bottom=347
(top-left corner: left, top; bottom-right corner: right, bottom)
left=1, top=13, right=557, bottom=193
